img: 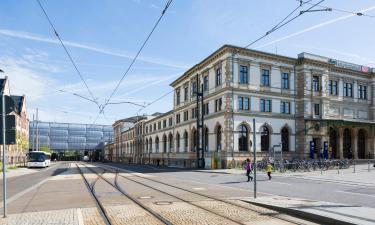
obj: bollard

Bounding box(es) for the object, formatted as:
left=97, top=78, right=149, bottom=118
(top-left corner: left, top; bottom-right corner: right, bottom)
left=337, top=162, right=340, bottom=174
left=353, top=160, right=356, bottom=173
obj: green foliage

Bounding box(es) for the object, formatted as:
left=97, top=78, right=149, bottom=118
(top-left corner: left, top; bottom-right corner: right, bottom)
left=40, top=145, right=51, bottom=153
left=16, top=130, right=29, bottom=151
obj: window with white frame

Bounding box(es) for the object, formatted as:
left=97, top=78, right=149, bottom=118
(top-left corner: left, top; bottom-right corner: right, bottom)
left=260, top=99, right=271, bottom=112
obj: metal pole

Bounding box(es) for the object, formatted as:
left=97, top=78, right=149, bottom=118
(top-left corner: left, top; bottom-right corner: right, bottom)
left=253, top=118, right=256, bottom=199
left=368, top=160, right=370, bottom=172
left=36, top=108, right=39, bottom=151
left=32, top=114, right=35, bottom=151
left=2, top=91, right=7, bottom=217
left=353, top=160, right=356, bottom=173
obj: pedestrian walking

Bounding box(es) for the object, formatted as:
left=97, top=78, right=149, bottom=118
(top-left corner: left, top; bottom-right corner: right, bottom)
left=244, top=158, right=253, bottom=182
left=266, top=162, right=273, bottom=180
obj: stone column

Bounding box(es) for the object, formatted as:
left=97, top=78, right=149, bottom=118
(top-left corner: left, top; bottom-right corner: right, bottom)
left=338, top=78, right=344, bottom=101
left=353, top=80, right=358, bottom=103
left=352, top=128, right=358, bottom=159
left=337, top=127, right=344, bottom=159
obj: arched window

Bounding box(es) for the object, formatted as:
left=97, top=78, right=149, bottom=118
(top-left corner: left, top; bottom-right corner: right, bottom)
left=239, top=124, right=248, bottom=151
left=168, top=133, right=173, bottom=152
left=281, top=127, right=289, bottom=152
left=261, top=126, right=270, bottom=151
left=163, top=135, right=167, bottom=153
left=184, top=131, right=188, bottom=151
left=192, top=129, right=197, bottom=151
left=155, top=136, right=159, bottom=152
left=216, top=126, right=222, bottom=151
left=176, top=133, right=180, bottom=152
left=204, top=127, right=209, bottom=151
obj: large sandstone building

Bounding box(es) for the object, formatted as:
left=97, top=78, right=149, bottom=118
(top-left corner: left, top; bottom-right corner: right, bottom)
left=106, top=45, right=375, bottom=168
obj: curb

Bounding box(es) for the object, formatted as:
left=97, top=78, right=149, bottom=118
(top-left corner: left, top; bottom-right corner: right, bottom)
left=242, top=200, right=355, bottom=225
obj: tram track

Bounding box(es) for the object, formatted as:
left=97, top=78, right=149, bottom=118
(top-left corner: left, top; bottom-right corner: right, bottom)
left=76, top=163, right=172, bottom=225
left=98, top=163, right=310, bottom=225
left=76, top=163, right=112, bottom=225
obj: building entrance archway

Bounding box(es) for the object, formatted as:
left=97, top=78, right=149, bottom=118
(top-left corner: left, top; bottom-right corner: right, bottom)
left=329, top=128, right=337, bottom=159
left=343, top=128, right=351, bottom=159
left=358, top=129, right=366, bottom=159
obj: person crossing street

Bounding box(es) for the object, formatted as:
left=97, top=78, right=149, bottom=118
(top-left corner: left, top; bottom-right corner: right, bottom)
left=244, top=158, right=253, bottom=182
left=266, top=162, right=273, bottom=180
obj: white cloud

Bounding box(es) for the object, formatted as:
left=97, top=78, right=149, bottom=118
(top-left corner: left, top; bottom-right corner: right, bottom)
left=0, top=28, right=189, bottom=69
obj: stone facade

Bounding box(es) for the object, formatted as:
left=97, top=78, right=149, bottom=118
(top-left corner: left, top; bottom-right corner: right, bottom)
left=107, top=45, right=375, bottom=168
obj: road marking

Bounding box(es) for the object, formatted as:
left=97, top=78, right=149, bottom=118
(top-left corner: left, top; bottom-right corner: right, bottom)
left=192, top=187, right=205, bottom=191
left=77, top=208, right=84, bottom=225
left=0, top=176, right=51, bottom=209
left=336, top=190, right=375, bottom=198
left=270, top=181, right=292, bottom=186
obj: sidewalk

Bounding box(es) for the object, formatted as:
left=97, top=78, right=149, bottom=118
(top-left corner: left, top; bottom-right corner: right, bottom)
left=242, top=196, right=375, bottom=225
left=0, top=167, right=39, bottom=179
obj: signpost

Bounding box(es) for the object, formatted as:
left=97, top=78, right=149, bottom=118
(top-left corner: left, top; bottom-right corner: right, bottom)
left=0, top=83, right=16, bottom=218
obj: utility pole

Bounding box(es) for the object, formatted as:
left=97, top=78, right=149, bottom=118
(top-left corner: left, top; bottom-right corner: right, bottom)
left=36, top=108, right=39, bottom=151
left=253, top=118, right=257, bottom=199
left=1, top=70, right=7, bottom=217
left=32, top=114, right=35, bottom=151
left=195, top=74, right=205, bottom=168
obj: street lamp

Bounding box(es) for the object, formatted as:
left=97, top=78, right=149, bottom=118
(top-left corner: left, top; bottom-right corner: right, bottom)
left=0, top=69, right=7, bottom=217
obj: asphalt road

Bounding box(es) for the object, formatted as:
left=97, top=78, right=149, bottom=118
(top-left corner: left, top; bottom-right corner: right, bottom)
left=106, top=163, right=375, bottom=208
left=0, top=162, right=70, bottom=202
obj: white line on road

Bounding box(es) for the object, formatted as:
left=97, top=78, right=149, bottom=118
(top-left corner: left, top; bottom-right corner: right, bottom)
left=269, top=181, right=292, bottom=186
left=336, top=190, right=375, bottom=198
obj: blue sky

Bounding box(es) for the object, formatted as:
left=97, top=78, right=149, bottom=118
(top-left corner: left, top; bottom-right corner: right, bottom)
left=0, top=0, right=374, bottom=125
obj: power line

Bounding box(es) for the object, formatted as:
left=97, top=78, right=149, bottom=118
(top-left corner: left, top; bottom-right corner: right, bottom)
left=244, top=0, right=326, bottom=49
left=302, top=1, right=375, bottom=18
left=36, top=0, right=99, bottom=108
left=100, top=0, right=173, bottom=114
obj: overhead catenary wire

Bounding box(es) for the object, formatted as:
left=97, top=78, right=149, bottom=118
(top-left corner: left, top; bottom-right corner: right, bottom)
left=36, top=0, right=100, bottom=108
left=99, top=0, right=173, bottom=114
left=302, top=1, right=375, bottom=18
left=134, top=0, right=327, bottom=118
left=244, top=0, right=326, bottom=49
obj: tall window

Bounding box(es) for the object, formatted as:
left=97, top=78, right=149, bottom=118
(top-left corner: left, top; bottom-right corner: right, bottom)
left=215, top=98, right=222, bottom=112
left=176, top=89, right=180, bottom=105
left=281, top=72, right=289, bottom=89
left=216, top=67, right=222, bottom=87
left=238, top=97, right=250, bottom=110
left=192, top=82, right=197, bottom=96
left=261, top=69, right=270, bottom=86
left=281, top=101, right=290, bottom=114
left=358, top=85, right=367, bottom=100
left=203, top=75, right=209, bottom=92
left=168, top=134, right=173, bottom=152
left=238, top=124, right=248, bottom=151
left=183, top=111, right=188, bottom=121
left=155, top=136, right=159, bottom=152
left=261, top=126, right=270, bottom=151
left=313, top=76, right=320, bottom=91
left=149, top=138, right=152, bottom=152
left=203, top=103, right=209, bottom=115
left=344, top=82, right=353, bottom=97
left=329, top=80, right=338, bottom=95
left=216, top=126, right=222, bottom=151
left=176, top=114, right=180, bottom=124
left=163, top=135, right=167, bottom=153
left=176, top=133, right=180, bottom=152
left=260, top=99, right=271, bottom=112
left=192, top=129, right=197, bottom=151
left=281, top=127, right=289, bottom=152
left=314, top=104, right=320, bottom=116
left=184, top=86, right=189, bottom=101
left=184, top=131, right=188, bottom=151
left=204, top=128, right=209, bottom=152
left=169, top=118, right=172, bottom=126
left=239, top=65, right=248, bottom=84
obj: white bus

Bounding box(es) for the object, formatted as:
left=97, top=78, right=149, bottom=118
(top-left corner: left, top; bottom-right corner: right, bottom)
left=28, top=151, right=51, bottom=168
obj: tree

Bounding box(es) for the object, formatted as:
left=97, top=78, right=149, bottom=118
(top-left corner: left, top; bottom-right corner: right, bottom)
left=40, top=145, right=51, bottom=153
